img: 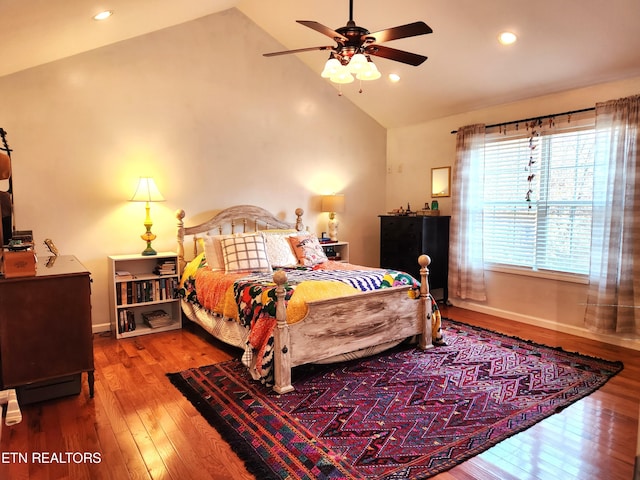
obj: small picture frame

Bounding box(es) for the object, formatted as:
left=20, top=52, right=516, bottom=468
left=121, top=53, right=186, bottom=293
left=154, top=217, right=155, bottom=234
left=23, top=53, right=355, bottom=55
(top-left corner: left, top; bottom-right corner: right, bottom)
left=431, top=166, right=451, bottom=198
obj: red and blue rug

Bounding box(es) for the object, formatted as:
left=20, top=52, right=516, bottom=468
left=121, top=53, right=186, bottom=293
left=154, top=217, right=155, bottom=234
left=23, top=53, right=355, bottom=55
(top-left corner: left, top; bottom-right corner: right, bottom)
left=168, top=319, right=623, bottom=479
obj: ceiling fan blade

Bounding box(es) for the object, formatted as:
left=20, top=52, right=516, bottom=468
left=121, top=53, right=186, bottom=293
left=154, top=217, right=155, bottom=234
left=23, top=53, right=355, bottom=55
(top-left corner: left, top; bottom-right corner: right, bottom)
left=263, top=45, right=334, bottom=57
left=364, top=21, right=433, bottom=44
left=297, top=20, right=348, bottom=43
left=365, top=44, right=428, bottom=66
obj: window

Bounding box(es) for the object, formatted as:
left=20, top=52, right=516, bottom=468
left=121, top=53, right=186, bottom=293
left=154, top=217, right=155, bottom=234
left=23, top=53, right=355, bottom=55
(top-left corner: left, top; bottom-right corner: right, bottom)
left=482, top=122, right=595, bottom=275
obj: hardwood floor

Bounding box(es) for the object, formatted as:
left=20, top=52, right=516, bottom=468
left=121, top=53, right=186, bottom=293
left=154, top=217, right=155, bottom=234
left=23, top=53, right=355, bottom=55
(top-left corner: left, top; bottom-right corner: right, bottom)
left=1, top=306, right=638, bottom=479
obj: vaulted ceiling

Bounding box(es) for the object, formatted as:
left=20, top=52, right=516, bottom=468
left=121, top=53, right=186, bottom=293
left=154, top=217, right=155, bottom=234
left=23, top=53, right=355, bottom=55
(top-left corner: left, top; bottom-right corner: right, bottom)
left=2, top=0, right=639, bottom=128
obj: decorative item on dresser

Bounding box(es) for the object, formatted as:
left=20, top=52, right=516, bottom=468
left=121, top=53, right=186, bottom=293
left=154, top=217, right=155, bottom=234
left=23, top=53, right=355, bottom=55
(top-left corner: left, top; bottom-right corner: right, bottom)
left=380, top=214, right=450, bottom=302
left=0, top=255, right=94, bottom=404
left=107, top=252, right=181, bottom=338
left=176, top=205, right=436, bottom=394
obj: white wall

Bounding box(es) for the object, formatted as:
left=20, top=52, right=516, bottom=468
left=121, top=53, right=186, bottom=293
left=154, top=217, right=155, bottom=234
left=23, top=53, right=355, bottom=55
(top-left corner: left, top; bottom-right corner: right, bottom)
left=0, top=9, right=387, bottom=331
left=387, top=76, right=640, bottom=348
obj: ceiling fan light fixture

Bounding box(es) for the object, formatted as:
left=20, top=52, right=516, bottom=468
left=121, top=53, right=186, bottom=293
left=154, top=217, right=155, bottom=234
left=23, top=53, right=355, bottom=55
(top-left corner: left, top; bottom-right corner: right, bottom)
left=347, top=53, right=368, bottom=73
left=265, top=0, right=433, bottom=91
left=330, top=66, right=355, bottom=84
left=321, top=57, right=342, bottom=78
left=356, top=60, right=381, bottom=81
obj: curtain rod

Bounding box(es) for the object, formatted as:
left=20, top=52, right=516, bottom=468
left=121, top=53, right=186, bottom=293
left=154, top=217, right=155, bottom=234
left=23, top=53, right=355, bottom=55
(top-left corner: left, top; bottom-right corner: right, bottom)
left=450, top=106, right=595, bottom=134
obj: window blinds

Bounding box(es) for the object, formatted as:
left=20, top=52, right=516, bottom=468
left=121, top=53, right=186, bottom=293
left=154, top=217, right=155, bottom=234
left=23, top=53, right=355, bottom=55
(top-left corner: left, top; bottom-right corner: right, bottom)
left=482, top=125, right=595, bottom=275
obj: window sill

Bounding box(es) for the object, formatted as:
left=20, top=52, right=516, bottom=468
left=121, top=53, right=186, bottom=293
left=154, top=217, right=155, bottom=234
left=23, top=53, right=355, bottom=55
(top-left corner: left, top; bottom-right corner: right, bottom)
left=484, top=263, right=589, bottom=284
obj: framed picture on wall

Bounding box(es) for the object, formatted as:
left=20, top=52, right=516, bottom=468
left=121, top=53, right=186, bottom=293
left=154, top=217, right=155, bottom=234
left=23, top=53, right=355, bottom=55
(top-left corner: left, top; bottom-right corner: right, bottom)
left=431, top=166, right=451, bottom=197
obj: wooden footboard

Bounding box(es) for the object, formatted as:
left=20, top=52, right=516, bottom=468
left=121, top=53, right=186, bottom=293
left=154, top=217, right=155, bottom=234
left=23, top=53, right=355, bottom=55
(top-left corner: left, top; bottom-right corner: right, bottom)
left=272, top=254, right=433, bottom=394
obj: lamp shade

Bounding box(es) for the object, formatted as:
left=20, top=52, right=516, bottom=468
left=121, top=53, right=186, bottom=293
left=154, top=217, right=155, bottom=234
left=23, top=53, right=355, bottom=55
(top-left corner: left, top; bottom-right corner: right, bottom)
left=321, top=57, right=342, bottom=78
left=130, top=177, right=165, bottom=202
left=321, top=194, right=345, bottom=213
left=329, top=66, right=354, bottom=84
left=356, top=60, right=382, bottom=81
left=347, top=53, right=368, bottom=74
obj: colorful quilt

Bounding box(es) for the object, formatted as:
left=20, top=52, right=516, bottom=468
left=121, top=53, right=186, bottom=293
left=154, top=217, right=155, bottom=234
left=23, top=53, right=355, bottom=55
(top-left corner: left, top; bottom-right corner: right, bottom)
left=178, top=259, right=421, bottom=386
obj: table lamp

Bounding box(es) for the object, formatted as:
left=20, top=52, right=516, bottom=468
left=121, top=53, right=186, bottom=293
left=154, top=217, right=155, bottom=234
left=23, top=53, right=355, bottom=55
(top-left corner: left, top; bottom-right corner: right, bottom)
left=130, top=177, right=165, bottom=256
left=321, top=194, right=345, bottom=241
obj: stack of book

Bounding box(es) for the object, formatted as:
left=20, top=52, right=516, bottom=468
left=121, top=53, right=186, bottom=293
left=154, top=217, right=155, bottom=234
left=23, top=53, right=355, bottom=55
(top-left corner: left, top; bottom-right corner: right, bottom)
left=115, top=270, right=135, bottom=280
left=141, top=309, right=174, bottom=328
left=154, top=259, right=176, bottom=275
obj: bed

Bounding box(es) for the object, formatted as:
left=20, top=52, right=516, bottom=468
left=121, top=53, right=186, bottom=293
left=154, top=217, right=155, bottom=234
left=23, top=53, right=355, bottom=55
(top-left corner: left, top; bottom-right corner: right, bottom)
left=176, top=205, right=434, bottom=394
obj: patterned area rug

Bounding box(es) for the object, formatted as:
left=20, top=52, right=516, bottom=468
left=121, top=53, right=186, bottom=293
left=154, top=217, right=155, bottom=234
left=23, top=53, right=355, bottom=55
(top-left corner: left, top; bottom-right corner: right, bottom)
left=167, top=319, right=623, bottom=479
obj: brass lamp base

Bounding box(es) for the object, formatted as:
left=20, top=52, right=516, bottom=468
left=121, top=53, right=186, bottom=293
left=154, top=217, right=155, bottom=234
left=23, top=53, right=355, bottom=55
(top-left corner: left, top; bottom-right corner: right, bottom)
left=140, top=217, right=157, bottom=256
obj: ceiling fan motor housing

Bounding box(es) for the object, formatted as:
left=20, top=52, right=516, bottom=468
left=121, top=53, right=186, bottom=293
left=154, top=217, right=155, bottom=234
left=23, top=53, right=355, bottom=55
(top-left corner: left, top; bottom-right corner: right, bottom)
left=334, top=22, right=375, bottom=64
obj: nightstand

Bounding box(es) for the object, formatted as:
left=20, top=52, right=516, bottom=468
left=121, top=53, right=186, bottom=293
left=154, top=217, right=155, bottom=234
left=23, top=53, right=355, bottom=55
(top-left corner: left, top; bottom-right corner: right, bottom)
left=108, top=252, right=181, bottom=339
left=321, top=241, right=349, bottom=262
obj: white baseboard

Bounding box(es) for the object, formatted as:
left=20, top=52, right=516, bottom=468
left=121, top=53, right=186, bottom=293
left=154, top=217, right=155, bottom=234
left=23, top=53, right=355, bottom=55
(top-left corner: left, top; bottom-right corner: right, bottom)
left=92, top=322, right=111, bottom=334
left=452, top=300, right=640, bottom=352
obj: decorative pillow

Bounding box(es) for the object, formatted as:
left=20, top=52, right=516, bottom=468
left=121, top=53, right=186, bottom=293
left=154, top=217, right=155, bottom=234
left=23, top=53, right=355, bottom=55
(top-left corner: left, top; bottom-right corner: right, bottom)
left=263, top=233, right=299, bottom=267
left=288, top=234, right=328, bottom=266
left=202, top=235, right=228, bottom=271
left=179, top=252, right=205, bottom=288
left=221, top=234, right=272, bottom=274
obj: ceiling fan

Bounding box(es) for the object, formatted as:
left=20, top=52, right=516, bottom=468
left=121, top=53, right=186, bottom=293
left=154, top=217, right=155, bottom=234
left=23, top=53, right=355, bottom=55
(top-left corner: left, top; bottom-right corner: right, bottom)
left=263, top=0, right=432, bottom=84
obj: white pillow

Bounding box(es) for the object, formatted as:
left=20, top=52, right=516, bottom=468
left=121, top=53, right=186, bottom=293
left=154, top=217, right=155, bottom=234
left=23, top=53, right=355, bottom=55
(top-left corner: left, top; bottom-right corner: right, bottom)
left=263, top=233, right=299, bottom=267
left=221, top=234, right=272, bottom=274
left=202, top=235, right=228, bottom=271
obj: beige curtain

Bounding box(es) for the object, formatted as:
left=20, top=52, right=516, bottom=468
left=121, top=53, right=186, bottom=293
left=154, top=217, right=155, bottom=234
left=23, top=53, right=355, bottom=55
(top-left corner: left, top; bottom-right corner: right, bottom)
left=449, top=124, right=487, bottom=301
left=585, top=95, right=640, bottom=334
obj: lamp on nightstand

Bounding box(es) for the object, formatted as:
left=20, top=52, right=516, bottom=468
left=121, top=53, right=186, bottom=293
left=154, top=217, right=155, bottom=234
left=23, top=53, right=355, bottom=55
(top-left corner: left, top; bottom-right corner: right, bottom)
left=321, top=194, right=345, bottom=242
left=130, top=177, right=165, bottom=256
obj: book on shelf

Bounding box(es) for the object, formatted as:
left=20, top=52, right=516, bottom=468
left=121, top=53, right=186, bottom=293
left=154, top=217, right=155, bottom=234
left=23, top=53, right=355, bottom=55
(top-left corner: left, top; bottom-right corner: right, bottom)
left=117, top=309, right=136, bottom=334
left=115, top=270, right=135, bottom=280
left=142, top=309, right=175, bottom=328
left=116, top=277, right=177, bottom=305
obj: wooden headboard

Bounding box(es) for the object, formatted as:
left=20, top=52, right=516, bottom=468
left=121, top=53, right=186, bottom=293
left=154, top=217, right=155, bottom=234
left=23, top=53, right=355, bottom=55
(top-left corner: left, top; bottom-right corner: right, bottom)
left=175, top=205, right=304, bottom=271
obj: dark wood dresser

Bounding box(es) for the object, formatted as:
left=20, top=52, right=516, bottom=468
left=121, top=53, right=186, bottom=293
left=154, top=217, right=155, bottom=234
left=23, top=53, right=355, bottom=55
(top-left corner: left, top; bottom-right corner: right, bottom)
left=0, top=255, right=94, bottom=403
left=379, top=215, right=450, bottom=302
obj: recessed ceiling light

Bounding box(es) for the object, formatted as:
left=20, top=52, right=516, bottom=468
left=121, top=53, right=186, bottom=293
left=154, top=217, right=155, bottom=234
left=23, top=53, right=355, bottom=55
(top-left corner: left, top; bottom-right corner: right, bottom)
left=388, top=73, right=401, bottom=83
left=93, top=10, right=113, bottom=21
left=498, top=31, right=517, bottom=45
